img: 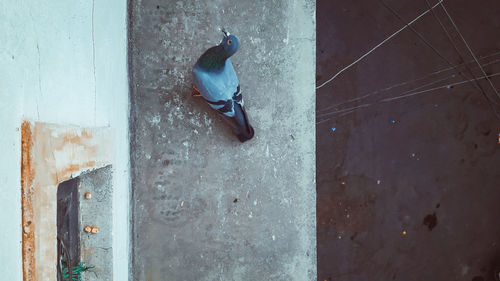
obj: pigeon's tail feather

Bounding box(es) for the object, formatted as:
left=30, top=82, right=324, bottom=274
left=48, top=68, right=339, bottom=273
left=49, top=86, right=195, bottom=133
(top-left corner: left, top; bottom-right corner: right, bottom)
left=223, top=103, right=254, bottom=142
left=236, top=123, right=254, bottom=143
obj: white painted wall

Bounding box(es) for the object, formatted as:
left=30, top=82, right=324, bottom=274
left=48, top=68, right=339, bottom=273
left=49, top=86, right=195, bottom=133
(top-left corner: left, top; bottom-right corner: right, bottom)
left=0, top=1, right=129, bottom=280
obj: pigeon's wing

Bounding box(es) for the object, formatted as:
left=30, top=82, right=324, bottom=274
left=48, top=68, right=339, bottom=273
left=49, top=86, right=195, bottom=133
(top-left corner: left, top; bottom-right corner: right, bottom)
left=192, top=59, right=240, bottom=117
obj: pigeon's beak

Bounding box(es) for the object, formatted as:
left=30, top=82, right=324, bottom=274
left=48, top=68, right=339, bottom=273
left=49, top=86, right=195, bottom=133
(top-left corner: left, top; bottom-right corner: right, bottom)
left=221, top=28, right=230, bottom=37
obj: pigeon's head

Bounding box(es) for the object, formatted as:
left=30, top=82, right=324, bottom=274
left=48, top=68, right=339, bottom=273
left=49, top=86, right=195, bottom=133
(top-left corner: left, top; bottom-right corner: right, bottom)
left=220, top=29, right=239, bottom=57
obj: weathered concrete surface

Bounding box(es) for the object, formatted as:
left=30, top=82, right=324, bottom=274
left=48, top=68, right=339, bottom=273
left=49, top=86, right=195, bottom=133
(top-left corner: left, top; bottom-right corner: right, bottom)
left=129, top=0, right=316, bottom=280
left=79, top=166, right=113, bottom=281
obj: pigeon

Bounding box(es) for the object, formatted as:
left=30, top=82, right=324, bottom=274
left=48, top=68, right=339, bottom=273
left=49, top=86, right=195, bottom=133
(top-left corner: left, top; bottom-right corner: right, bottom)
left=192, top=29, right=254, bottom=142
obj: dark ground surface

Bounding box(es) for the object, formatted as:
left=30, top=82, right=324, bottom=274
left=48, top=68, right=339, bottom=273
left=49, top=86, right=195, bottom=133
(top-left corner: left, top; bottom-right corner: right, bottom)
left=316, top=0, right=500, bottom=281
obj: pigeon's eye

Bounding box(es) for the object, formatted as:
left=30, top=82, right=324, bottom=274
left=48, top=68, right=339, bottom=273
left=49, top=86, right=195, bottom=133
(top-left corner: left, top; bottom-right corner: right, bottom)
left=228, top=40, right=232, bottom=45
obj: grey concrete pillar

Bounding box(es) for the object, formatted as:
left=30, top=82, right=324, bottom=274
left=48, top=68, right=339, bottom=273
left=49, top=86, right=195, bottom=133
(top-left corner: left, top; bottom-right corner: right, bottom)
left=129, top=1, right=316, bottom=280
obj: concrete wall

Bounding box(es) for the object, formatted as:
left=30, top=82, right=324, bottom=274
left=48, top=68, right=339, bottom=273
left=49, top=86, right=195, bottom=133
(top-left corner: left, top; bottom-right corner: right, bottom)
left=129, top=0, right=316, bottom=280
left=0, top=1, right=129, bottom=280
left=79, top=165, right=114, bottom=281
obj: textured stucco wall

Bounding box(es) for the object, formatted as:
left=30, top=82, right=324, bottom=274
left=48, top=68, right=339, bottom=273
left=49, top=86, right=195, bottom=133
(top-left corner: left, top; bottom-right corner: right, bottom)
left=129, top=0, right=316, bottom=280
left=0, top=1, right=129, bottom=280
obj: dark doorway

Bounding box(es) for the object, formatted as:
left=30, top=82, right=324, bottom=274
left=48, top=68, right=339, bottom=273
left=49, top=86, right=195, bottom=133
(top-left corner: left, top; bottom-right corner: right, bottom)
left=57, top=177, right=81, bottom=281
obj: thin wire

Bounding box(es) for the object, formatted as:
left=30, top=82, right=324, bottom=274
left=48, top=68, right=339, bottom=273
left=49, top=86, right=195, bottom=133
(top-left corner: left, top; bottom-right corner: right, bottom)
left=382, top=72, right=500, bottom=102
left=379, top=0, right=460, bottom=74
left=382, top=0, right=500, bottom=112
left=380, top=0, right=500, bottom=121
left=378, top=0, right=491, bottom=98
left=424, top=0, right=500, bottom=120
left=439, top=2, right=500, bottom=99
left=316, top=72, right=500, bottom=124
left=425, top=0, right=487, bottom=97
left=317, top=74, right=455, bottom=119
left=316, top=0, right=444, bottom=90
left=317, top=52, right=500, bottom=113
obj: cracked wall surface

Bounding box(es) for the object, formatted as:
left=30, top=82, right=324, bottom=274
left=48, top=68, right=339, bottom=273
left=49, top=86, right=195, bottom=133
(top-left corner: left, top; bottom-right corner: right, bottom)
left=129, top=0, right=316, bottom=280
left=0, top=1, right=129, bottom=280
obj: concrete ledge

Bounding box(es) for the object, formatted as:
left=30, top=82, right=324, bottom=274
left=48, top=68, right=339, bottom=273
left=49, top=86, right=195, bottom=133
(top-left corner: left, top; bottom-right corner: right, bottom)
left=78, top=166, right=113, bottom=281
left=129, top=0, right=316, bottom=280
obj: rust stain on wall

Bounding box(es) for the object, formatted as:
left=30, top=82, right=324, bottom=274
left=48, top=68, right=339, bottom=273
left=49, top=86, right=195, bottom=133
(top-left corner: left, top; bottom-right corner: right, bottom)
left=32, top=124, right=102, bottom=186
left=21, top=121, right=113, bottom=280
left=62, top=130, right=91, bottom=145
left=59, top=161, right=97, bottom=181
left=21, top=121, right=36, bottom=281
